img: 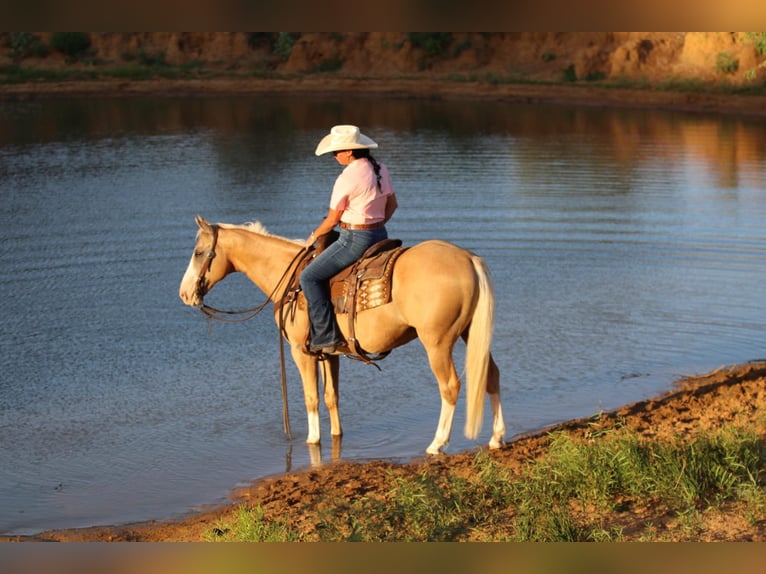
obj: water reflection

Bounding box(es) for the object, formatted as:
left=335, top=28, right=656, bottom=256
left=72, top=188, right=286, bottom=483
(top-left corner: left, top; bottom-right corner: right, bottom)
left=3, top=96, right=766, bottom=194
left=285, top=437, right=343, bottom=471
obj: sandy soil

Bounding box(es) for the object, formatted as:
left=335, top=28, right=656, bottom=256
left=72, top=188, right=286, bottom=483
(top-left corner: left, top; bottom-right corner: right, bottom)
left=3, top=360, right=764, bottom=542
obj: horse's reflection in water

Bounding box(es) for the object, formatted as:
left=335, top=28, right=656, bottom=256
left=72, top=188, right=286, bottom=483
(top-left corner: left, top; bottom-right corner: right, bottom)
left=285, top=436, right=343, bottom=472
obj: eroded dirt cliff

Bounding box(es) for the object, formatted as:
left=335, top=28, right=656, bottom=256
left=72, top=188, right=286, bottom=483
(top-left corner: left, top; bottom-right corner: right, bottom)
left=4, top=32, right=765, bottom=85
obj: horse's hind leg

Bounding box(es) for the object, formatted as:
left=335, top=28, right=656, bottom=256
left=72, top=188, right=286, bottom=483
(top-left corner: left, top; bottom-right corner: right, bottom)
left=423, top=342, right=461, bottom=455
left=486, top=353, right=506, bottom=449
left=460, top=330, right=506, bottom=449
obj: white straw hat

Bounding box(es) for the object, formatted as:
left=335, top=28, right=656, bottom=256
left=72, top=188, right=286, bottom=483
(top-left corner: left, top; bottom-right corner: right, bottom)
left=315, top=124, right=378, bottom=156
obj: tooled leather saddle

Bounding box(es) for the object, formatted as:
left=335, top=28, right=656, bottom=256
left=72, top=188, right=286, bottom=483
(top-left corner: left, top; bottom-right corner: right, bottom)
left=278, top=231, right=408, bottom=362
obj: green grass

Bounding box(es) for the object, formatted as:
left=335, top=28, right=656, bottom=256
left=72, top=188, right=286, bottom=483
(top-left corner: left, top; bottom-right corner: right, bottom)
left=509, top=426, right=764, bottom=541
left=3, top=62, right=765, bottom=98
left=205, top=423, right=765, bottom=542
left=0, top=65, right=99, bottom=83
left=205, top=505, right=299, bottom=542
left=0, top=63, right=219, bottom=84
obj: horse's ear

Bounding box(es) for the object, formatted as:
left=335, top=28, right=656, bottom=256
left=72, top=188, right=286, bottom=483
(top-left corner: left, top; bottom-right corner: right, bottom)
left=195, top=215, right=211, bottom=232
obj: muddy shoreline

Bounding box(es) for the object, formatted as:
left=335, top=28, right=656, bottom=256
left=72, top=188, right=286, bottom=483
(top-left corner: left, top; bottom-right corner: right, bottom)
left=3, top=361, right=765, bottom=542
left=3, top=76, right=766, bottom=119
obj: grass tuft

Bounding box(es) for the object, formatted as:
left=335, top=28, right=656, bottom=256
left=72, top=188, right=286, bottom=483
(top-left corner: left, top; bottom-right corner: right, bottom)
left=205, top=505, right=298, bottom=542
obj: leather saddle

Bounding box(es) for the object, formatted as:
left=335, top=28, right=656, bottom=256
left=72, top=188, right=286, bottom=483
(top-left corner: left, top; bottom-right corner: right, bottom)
left=329, top=238, right=406, bottom=315
left=278, top=231, right=408, bottom=362
left=287, top=232, right=407, bottom=315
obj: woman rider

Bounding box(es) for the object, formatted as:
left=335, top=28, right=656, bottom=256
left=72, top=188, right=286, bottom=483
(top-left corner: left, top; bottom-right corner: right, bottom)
left=300, top=125, right=398, bottom=355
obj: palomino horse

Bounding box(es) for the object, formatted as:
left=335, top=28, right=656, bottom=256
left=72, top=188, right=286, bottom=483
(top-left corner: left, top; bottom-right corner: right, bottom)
left=178, top=215, right=506, bottom=455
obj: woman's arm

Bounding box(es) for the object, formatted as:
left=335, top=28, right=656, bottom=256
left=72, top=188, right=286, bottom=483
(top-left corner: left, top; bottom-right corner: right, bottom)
left=384, top=193, right=398, bottom=222
left=307, top=208, right=343, bottom=245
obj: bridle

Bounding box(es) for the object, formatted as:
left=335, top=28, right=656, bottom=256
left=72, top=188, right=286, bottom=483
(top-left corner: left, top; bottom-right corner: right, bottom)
left=193, top=223, right=219, bottom=303
left=194, top=224, right=305, bottom=324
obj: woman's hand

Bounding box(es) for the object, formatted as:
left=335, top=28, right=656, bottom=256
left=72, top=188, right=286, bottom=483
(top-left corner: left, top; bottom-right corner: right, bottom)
left=307, top=208, right=343, bottom=245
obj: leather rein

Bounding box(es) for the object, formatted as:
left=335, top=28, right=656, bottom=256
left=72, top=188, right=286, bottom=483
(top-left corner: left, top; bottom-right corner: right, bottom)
left=194, top=224, right=270, bottom=322
left=193, top=223, right=309, bottom=440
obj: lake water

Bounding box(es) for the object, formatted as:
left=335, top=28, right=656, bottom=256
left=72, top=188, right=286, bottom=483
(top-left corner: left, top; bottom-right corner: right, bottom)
left=1, top=94, right=765, bottom=535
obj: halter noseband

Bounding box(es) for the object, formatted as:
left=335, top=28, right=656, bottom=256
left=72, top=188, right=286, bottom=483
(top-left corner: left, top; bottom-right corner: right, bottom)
left=194, top=223, right=219, bottom=301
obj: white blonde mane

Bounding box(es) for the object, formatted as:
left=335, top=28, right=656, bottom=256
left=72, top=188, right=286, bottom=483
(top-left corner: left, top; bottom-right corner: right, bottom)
left=218, top=221, right=303, bottom=245
left=220, top=221, right=271, bottom=234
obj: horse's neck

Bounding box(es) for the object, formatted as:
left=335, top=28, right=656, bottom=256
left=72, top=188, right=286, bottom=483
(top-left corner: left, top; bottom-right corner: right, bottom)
left=221, top=228, right=302, bottom=299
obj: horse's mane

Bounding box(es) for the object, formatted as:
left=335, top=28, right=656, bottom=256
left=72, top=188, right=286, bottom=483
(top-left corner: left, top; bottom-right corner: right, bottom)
left=219, top=221, right=303, bottom=245
left=220, top=221, right=270, bottom=234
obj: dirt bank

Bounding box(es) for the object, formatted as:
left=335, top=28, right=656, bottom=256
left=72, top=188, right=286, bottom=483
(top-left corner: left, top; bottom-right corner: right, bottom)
left=2, top=32, right=766, bottom=116
left=4, top=33, right=765, bottom=85
left=4, top=361, right=765, bottom=542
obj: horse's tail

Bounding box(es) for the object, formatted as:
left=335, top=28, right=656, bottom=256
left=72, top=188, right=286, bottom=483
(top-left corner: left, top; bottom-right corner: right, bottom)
left=464, top=254, right=495, bottom=440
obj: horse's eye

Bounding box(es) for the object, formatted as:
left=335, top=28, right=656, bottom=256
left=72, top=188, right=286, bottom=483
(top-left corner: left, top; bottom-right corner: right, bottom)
left=194, top=249, right=204, bottom=258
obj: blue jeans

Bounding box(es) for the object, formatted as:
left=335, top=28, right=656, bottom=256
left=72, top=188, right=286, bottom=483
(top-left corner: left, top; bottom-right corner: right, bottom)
left=300, top=227, right=388, bottom=348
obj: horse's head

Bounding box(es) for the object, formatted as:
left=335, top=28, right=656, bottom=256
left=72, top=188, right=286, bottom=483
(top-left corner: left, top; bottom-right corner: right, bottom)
left=179, top=215, right=229, bottom=306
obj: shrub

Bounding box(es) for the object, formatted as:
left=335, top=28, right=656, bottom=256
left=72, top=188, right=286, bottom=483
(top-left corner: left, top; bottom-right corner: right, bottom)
left=50, top=32, right=91, bottom=59
left=744, top=32, right=766, bottom=56
left=245, top=32, right=275, bottom=49
left=28, top=39, right=50, bottom=58
left=313, top=57, right=343, bottom=73
left=274, top=32, right=299, bottom=60
left=9, top=32, right=32, bottom=59
left=585, top=70, right=607, bottom=82
left=8, top=32, right=48, bottom=60
left=541, top=51, right=556, bottom=62
left=561, top=64, right=577, bottom=82
left=743, top=33, right=766, bottom=80
left=716, top=52, right=739, bottom=75
left=137, top=49, right=166, bottom=67
left=407, top=33, right=453, bottom=57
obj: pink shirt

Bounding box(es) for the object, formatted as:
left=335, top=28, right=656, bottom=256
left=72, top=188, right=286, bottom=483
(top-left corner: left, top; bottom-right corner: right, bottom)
left=329, top=159, right=394, bottom=225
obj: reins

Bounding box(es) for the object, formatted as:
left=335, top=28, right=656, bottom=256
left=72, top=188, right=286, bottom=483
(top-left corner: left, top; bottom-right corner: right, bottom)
left=195, top=224, right=310, bottom=441
left=199, top=301, right=272, bottom=323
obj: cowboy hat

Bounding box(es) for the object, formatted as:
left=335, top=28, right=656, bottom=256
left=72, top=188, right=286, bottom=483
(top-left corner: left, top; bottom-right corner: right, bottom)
left=315, top=124, right=378, bottom=156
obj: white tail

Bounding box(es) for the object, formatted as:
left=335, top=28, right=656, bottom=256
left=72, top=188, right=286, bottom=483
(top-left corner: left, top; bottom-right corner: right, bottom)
left=463, top=255, right=495, bottom=440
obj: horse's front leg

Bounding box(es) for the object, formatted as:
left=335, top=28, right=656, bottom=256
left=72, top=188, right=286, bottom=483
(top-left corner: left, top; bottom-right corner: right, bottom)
left=290, top=345, right=322, bottom=444
left=318, top=355, right=342, bottom=437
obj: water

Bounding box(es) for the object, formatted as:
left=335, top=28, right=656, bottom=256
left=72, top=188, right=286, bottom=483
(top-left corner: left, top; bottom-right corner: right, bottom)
left=1, top=95, right=765, bottom=535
